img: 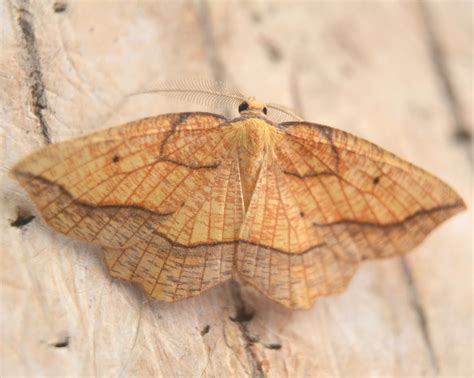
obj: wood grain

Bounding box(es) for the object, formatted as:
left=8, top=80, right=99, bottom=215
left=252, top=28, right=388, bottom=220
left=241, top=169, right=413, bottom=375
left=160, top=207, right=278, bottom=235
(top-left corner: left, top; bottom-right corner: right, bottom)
left=1, top=1, right=471, bottom=376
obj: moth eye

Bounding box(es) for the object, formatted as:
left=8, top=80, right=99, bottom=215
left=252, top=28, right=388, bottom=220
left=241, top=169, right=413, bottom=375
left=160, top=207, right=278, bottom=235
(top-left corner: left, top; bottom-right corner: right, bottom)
left=238, top=102, right=249, bottom=113
left=263, top=107, right=268, bottom=115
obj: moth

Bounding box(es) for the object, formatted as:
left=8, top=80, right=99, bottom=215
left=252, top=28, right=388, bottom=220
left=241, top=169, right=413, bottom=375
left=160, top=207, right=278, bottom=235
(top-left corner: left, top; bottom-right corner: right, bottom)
left=11, top=80, right=465, bottom=309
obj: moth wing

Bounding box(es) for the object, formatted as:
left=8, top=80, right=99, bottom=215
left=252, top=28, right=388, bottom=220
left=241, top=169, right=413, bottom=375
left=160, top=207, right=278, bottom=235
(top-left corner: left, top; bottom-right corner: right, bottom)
left=277, top=122, right=465, bottom=260
left=12, top=112, right=248, bottom=301
left=11, top=112, right=227, bottom=248
left=236, top=160, right=357, bottom=309
left=102, top=156, right=244, bottom=301
left=237, top=122, right=465, bottom=309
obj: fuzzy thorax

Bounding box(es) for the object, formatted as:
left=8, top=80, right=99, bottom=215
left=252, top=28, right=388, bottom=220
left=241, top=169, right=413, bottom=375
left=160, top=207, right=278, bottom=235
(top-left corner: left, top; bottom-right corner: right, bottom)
left=227, top=118, right=282, bottom=210
left=227, top=118, right=282, bottom=159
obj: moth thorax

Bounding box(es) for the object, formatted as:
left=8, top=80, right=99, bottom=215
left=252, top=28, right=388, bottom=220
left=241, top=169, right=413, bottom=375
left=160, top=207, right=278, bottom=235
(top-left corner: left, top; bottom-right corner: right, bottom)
left=228, top=118, right=281, bottom=211
left=238, top=118, right=281, bottom=157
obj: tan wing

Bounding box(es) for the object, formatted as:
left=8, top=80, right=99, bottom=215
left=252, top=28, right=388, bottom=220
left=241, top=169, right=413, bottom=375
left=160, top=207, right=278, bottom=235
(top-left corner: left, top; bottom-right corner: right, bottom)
left=12, top=112, right=244, bottom=300
left=103, top=156, right=243, bottom=301
left=236, top=160, right=356, bottom=309
left=237, top=122, right=465, bottom=309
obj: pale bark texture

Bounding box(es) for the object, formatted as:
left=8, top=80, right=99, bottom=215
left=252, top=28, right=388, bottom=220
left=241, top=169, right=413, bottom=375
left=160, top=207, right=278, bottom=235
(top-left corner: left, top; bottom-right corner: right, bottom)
left=0, top=1, right=472, bottom=377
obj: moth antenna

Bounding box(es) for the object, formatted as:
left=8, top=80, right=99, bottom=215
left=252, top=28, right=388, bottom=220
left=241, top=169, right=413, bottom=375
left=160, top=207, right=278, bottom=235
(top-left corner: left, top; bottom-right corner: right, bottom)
left=128, top=77, right=246, bottom=111
left=266, top=103, right=304, bottom=123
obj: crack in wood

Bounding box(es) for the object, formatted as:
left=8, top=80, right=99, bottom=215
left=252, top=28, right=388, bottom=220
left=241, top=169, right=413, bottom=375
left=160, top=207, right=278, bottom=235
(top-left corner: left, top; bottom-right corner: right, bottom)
left=196, top=1, right=236, bottom=120
left=400, top=258, right=439, bottom=374
left=229, top=279, right=264, bottom=378
left=419, top=1, right=472, bottom=163
left=16, top=0, right=52, bottom=145
left=197, top=1, right=226, bottom=84
left=289, top=70, right=304, bottom=119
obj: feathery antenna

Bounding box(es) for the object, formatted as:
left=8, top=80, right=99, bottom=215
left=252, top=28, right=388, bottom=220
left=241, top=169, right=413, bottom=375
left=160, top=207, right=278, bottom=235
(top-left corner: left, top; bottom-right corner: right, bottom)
left=129, top=77, right=246, bottom=110
left=129, top=77, right=304, bottom=123
left=266, top=103, right=304, bottom=123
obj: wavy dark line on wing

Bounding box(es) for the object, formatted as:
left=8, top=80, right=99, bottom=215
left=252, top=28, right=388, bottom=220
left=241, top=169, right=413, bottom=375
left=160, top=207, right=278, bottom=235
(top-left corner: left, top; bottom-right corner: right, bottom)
left=312, top=203, right=464, bottom=229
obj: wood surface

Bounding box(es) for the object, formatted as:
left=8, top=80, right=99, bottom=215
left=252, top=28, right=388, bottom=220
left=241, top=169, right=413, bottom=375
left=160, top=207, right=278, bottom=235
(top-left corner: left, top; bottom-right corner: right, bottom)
left=0, top=1, right=472, bottom=376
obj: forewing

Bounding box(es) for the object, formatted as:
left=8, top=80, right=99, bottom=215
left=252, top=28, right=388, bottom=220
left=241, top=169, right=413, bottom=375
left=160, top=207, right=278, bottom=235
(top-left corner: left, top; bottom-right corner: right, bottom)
left=277, top=122, right=465, bottom=260
left=11, top=112, right=229, bottom=249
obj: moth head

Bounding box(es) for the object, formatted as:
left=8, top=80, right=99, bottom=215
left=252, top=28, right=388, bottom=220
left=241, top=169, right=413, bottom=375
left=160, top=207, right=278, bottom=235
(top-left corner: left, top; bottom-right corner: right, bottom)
left=238, top=96, right=268, bottom=116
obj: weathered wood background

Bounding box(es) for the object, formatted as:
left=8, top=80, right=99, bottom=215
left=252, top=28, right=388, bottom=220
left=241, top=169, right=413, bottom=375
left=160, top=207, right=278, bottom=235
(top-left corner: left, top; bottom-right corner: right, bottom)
left=1, top=1, right=472, bottom=376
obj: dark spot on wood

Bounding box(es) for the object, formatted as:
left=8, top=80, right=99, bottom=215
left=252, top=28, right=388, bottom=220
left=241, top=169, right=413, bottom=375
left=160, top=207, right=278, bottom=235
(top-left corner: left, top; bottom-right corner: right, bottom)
left=251, top=12, right=262, bottom=24
left=51, top=336, right=69, bottom=348
left=300, top=211, right=305, bottom=217
left=340, top=63, right=354, bottom=78
left=112, top=155, right=120, bottom=163
left=10, top=211, right=35, bottom=228
left=453, top=128, right=472, bottom=143
left=200, top=325, right=210, bottom=336
left=261, top=37, right=283, bottom=62
left=230, top=307, right=254, bottom=323
left=373, top=176, right=380, bottom=185
left=248, top=334, right=260, bottom=344
left=265, top=343, right=282, bottom=350
left=53, top=1, right=67, bottom=13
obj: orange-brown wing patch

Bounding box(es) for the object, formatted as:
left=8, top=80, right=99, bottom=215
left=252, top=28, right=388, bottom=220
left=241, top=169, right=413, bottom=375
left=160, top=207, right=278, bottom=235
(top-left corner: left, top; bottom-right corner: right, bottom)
left=100, top=156, right=244, bottom=301
left=155, top=157, right=244, bottom=246
left=12, top=113, right=228, bottom=248
left=104, top=239, right=235, bottom=302
left=276, top=122, right=465, bottom=260
left=236, top=159, right=355, bottom=309
left=238, top=161, right=316, bottom=254
left=236, top=243, right=356, bottom=309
